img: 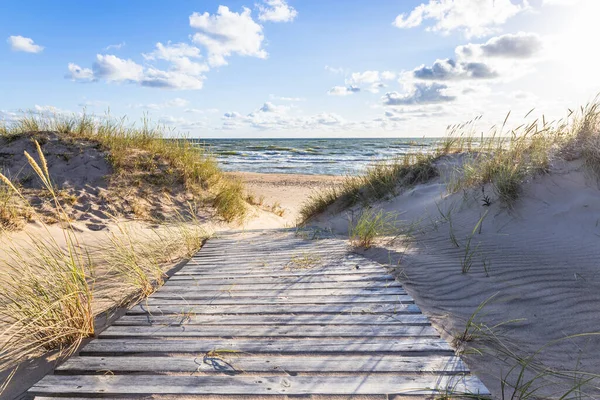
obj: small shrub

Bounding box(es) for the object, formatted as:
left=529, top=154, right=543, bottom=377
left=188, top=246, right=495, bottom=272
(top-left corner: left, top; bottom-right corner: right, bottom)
left=213, top=178, right=247, bottom=222
left=349, top=208, right=399, bottom=248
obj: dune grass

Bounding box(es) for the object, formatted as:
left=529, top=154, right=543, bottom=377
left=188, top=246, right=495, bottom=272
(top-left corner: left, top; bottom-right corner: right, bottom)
left=0, top=142, right=94, bottom=370
left=299, top=153, right=438, bottom=223
left=0, top=183, right=32, bottom=230
left=453, top=295, right=600, bottom=399
left=0, top=110, right=247, bottom=222
left=447, top=102, right=600, bottom=206
left=0, top=142, right=211, bottom=370
left=103, top=214, right=211, bottom=300
left=349, top=209, right=401, bottom=248
left=300, top=99, right=600, bottom=224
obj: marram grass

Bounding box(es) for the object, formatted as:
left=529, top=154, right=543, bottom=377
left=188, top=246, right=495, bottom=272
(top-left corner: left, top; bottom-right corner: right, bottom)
left=299, top=99, right=600, bottom=223
left=0, top=141, right=94, bottom=370
left=0, top=110, right=247, bottom=222
left=0, top=142, right=211, bottom=371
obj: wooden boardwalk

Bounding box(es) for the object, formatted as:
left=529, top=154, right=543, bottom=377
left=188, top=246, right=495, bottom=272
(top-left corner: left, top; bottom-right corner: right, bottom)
left=29, top=229, right=489, bottom=399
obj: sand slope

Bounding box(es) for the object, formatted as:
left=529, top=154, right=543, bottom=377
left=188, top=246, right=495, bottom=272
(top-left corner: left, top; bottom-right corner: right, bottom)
left=314, top=158, right=600, bottom=398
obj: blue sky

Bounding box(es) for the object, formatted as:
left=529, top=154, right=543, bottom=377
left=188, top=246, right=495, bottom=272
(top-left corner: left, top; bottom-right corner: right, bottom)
left=1, top=0, right=598, bottom=137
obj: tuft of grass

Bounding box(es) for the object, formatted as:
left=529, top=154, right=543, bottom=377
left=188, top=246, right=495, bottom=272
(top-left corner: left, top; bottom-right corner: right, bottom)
left=299, top=186, right=340, bottom=223
left=461, top=211, right=488, bottom=274
left=0, top=182, right=32, bottom=230
left=299, top=154, right=438, bottom=223
left=103, top=224, right=166, bottom=299
left=213, top=178, right=247, bottom=222
left=285, top=252, right=322, bottom=270
left=0, top=142, right=95, bottom=369
left=349, top=208, right=399, bottom=249
left=572, top=102, right=600, bottom=181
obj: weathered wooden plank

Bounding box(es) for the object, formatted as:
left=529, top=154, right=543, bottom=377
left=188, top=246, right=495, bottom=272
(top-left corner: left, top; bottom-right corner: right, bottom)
left=182, top=263, right=385, bottom=272
left=154, top=287, right=407, bottom=297
left=191, top=249, right=350, bottom=258
left=30, top=374, right=490, bottom=396
left=174, top=271, right=395, bottom=278
left=113, top=313, right=430, bottom=326
left=180, top=266, right=388, bottom=275
left=99, top=324, right=438, bottom=338
left=80, top=337, right=454, bottom=356
left=56, top=355, right=467, bottom=374
left=160, top=280, right=402, bottom=291
left=167, top=273, right=395, bottom=283
left=144, top=295, right=414, bottom=306
left=126, top=303, right=422, bottom=315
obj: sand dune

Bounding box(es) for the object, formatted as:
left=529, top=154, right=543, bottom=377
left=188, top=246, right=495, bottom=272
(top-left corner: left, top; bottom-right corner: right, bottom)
left=313, top=157, right=600, bottom=397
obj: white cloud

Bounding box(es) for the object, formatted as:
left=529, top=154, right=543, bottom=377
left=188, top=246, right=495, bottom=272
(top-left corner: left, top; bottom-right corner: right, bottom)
left=143, top=42, right=202, bottom=62
left=345, top=70, right=398, bottom=93
left=190, top=6, right=267, bottom=67
left=348, top=70, right=381, bottom=85
left=185, top=107, right=220, bottom=114
left=78, top=99, right=109, bottom=108
left=381, top=71, right=397, bottom=80
left=257, top=101, right=290, bottom=113
left=257, top=0, right=297, bottom=22
left=220, top=102, right=349, bottom=131
left=130, top=98, right=190, bottom=110
left=327, top=86, right=361, bottom=96
left=93, top=54, right=145, bottom=82
left=456, top=32, right=543, bottom=59
left=68, top=43, right=208, bottom=90
left=32, top=105, right=70, bottom=115
left=66, top=63, right=95, bottom=82
left=141, top=68, right=205, bottom=90
left=105, top=42, right=126, bottom=51
left=325, top=65, right=344, bottom=74
left=326, top=70, right=397, bottom=96
left=393, top=0, right=530, bottom=38
left=270, top=94, right=305, bottom=101
left=7, top=35, right=44, bottom=53
left=413, top=59, right=498, bottom=80
left=382, top=83, right=456, bottom=105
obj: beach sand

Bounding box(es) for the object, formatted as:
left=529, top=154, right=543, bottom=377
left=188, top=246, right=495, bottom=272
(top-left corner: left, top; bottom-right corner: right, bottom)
left=230, top=171, right=345, bottom=229
left=311, top=157, right=600, bottom=397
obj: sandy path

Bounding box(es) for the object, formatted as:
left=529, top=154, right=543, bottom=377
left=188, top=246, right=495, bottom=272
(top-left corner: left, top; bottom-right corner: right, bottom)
left=230, top=171, right=345, bottom=229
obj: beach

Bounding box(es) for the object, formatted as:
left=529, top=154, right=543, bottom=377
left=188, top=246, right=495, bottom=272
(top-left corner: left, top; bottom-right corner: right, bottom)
left=229, top=171, right=346, bottom=229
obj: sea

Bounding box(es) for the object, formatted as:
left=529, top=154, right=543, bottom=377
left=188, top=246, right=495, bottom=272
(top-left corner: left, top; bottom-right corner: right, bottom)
left=195, top=138, right=440, bottom=176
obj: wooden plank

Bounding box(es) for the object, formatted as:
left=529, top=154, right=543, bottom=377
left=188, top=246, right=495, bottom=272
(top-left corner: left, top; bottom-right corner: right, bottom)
left=113, top=313, right=430, bottom=326
left=153, top=287, right=407, bottom=297
left=30, top=374, right=490, bottom=396
left=179, top=266, right=387, bottom=275
left=174, top=271, right=394, bottom=278
left=98, top=324, right=438, bottom=338
left=181, top=263, right=385, bottom=272
left=160, top=280, right=402, bottom=291
left=166, top=274, right=395, bottom=283
left=190, top=250, right=350, bottom=258
left=56, top=355, right=468, bottom=374
left=144, top=294, right=414, bottom=305
left=126, top=303, right=422, bottom=315
left=80, top=337, right=455, bottom=356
